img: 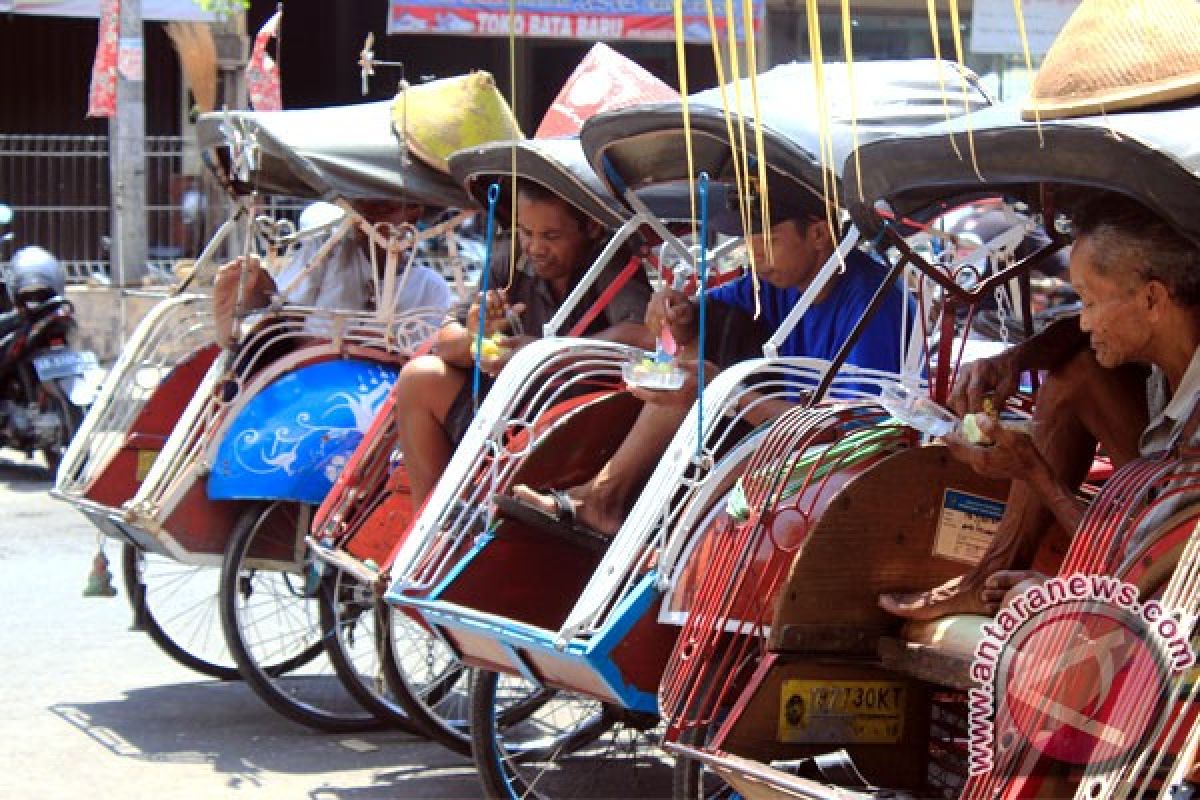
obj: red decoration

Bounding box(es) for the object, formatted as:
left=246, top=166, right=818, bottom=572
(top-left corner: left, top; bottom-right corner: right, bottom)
left=535, top=43, right=679, bottom=139
left=246, top=8, right=282, bottom=111
left=86, top=0, right=120, bottom=118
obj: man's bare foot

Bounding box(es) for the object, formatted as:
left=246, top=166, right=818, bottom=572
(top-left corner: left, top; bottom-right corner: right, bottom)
left=879, top=574, right=992, bottom=621
left=980, top=569, right=1045, bottom=614
left=510, top=484, right=623, bottom=538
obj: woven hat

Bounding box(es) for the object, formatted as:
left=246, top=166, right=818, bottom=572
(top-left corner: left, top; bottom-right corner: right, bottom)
left=1023, top=0, right=1200, bottom=121
left=391, top=72, right=523, bottom=174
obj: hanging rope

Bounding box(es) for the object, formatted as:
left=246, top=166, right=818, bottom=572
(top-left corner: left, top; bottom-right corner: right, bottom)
left=925, top=0, right=965, bottom=161
left=473, top=183, right=501, bottom=412
left=1011, top=0, right=1044, bottom=147
left=947, top=0, right=985, bottom=181
left=673, top=0, right=698, bottom=239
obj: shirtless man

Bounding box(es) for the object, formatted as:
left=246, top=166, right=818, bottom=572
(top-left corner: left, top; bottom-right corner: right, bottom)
left=881, top=192, right=1200, bottom=619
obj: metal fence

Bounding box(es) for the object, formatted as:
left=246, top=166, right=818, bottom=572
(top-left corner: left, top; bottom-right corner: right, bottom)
left=0, top=134, right=219, bottom=284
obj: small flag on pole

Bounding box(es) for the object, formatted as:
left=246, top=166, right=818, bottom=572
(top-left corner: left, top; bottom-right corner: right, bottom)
left=246, top=7, right=282, bottom=111
left=86, top=0, right=120, bottom=118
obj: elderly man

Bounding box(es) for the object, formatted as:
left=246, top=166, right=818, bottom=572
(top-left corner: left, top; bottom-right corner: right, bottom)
left=882, top=192, right=1200, bottom=619
left=507, top=179, right=914, bottom=539
left=393, top=180, right=652, bottom=506
left=212, top=200, right=455, bottom=348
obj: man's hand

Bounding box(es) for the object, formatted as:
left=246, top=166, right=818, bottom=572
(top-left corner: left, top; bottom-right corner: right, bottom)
left=948, top=348, right=1022, bottom=415
left=212, top=256, right=276, bottom=348
left=645, top=288, right=697, bottom=349
left=943, top=415, right=1041, bottom=481
left=466, top=289, right=526, bottom=338
left=628, top=358, right=718, bottom=407
left=478, top=333, right=534, bottom=376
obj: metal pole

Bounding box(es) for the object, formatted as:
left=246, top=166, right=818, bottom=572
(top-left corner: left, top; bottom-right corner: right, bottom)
left=109, top=0, right=148, bottom=287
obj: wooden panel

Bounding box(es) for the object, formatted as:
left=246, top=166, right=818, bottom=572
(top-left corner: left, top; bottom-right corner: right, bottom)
left=437, top=519, right=603, bottom=631
left=769, top=445, right=1010, bottom=646
left=160, top=483, right=245, bottom=557
left=84, top=345, right=220, bottom=507
left=508, top=389, right=644, bottom=492
left=609, top=595, right=679, bottom=695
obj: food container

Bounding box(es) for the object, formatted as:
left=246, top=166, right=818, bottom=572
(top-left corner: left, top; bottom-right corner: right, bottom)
left=880, top=383, right=958, bottom=437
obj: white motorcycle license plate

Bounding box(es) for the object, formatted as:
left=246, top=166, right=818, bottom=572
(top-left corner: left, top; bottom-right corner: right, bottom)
left=32, top=349, right=99, bottom=381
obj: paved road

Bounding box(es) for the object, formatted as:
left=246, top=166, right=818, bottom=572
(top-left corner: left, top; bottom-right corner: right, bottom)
left=0, top=451, right=484, bottom=800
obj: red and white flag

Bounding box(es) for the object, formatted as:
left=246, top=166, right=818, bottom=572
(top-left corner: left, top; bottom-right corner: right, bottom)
left=246, top=8, right=282, bottom=111
left=86, top=0, right=120, bottom=118
left=535, top=42, right=679, bottom=139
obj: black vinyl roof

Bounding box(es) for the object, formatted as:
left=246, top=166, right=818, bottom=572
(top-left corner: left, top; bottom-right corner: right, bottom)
left=196, top=101, right=469, bottom=208
left=447, top=137, right=629, bottom=229
left=580, top=59, right=992, bottom=219
left=843, top=100, right=1200, bottom=244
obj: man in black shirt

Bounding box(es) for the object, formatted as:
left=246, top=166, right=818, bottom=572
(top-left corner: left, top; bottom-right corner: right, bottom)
left=393, top=181, right=651, bottom=505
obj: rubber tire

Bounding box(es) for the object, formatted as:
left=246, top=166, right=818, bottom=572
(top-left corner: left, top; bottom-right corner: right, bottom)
left=122, top=543, right=241, bottom=681
left=319, top=572, right=419, bottom=732
left=380, top=609, right=475, bottom=755
left=220, top=500, right=386, bottom=732
left=37, top=382, right=81, bottom=475
left=469, top=669, right=618, bottom=799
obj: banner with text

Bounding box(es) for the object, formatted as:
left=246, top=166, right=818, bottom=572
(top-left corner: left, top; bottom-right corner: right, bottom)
left=387, top=0, right=763, bottom=42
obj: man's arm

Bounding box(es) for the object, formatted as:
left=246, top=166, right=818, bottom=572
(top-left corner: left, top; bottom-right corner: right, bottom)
left=950, top=315, right=1087, bottom=414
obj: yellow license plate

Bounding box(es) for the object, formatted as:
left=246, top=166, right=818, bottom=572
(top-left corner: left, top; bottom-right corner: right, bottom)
left=778, top=680, right=906, bottom=744
left=136, top=450, right=159, bottom=482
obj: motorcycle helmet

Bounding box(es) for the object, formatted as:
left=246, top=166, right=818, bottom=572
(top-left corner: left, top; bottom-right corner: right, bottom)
left=10, top=245, right=66, bottom=303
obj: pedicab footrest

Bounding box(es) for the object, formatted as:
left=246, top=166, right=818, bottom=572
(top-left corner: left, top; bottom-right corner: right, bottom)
left=878, top=614, right=988, bottom=691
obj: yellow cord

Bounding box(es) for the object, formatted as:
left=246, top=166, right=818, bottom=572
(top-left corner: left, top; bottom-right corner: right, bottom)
left=507, top=0, right=518, bottom=289
left=805, top=0, right=839, bottom=243
left=948, top=0, right=984, bottom=181
left=926, top=0, right=964, bottom=161
left=1010, top=0, right=1043, bottom=147
left=839, top=0, right=863, bottom=204
left=742, top=0, right=772, bottom=278
left=674, top=0, right=698, bottom=240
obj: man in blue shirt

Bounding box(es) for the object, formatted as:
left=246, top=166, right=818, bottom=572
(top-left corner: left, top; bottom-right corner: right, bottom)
left=505, top=175, right=913, bottom=538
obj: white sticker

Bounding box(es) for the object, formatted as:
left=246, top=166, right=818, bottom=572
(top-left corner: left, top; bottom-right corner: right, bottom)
left=933, top=489, right=1005, bottom=564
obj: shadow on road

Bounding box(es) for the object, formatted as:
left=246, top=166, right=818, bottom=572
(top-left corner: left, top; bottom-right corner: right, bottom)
left=49, top=680, right=483, bottom=798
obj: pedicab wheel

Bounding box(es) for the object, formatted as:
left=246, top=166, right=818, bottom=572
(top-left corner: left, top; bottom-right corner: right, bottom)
left=38, top=385, right=81, bottom=475
left=220, top=500, right=387, bottom=732
left=379, top=604, right=476, bottom=755
left=469, top=669, right=674, bottom=799
left=318, top=569, right=419, bottom=732
left=122, top=543, right=240, bottom=681
left=382, top=617, right=568, bottom=757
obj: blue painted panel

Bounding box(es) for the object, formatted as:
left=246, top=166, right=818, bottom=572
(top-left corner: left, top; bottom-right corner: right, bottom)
left=208, top=359, right=397, bottom=504
left=391, top=563, right=663, bottom=712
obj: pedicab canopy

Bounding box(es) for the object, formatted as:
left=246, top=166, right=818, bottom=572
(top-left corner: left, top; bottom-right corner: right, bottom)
left=196, top=100, right=470, bottom=209
left=447, top=137, right=630, bottom=230
left=580, top=59, right=992, bottom=232
left=842, top=101, right=1200, bottom=247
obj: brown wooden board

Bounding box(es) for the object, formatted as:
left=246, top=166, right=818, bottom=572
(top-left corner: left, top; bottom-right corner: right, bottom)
left=84, top=344, right=220, bottom=507
left=768, top=445, right=1010, bottom=649
left=507, top=389, right=643, bottom=492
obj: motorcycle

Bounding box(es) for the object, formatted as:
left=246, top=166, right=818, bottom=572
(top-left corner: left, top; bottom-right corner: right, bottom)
left=0, top=206, right=105, bottom=472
